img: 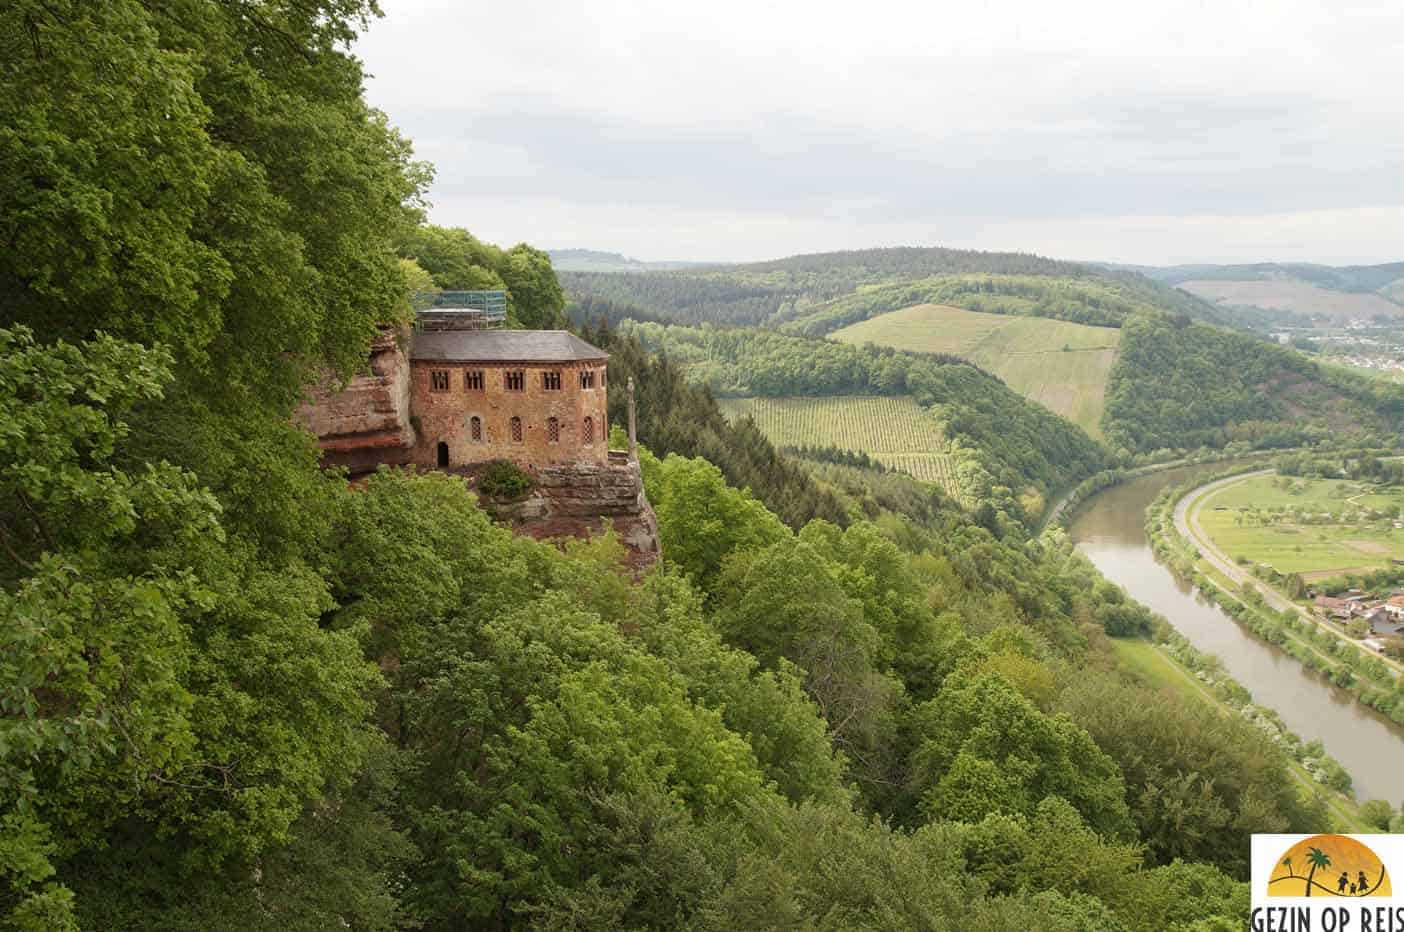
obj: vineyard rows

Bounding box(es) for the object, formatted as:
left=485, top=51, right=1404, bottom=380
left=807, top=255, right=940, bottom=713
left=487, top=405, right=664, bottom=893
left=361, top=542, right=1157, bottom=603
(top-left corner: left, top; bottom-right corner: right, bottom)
left=716, top=395, right=967, bottom=501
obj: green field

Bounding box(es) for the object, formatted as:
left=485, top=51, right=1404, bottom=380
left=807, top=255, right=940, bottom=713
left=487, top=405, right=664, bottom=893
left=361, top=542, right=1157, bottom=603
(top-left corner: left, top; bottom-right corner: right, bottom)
left=830, top=304, right=1120, bottom=438
left=1199, top=475, right=1404, bottom=578
left=715, top=395, right=963, bottom=497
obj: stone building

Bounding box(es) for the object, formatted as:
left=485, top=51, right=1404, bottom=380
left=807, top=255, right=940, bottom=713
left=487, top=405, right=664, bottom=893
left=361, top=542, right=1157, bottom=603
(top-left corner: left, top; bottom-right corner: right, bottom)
left=297, top=296, right=659, bottom=571
left=410, top=329, right=609, bottom=471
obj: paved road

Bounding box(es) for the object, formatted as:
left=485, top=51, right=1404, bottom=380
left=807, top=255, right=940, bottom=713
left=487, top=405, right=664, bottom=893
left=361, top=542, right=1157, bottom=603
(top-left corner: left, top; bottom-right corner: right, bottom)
left=1172, top=469, right=1293, bottom=610
left=1172, top=469, right=1404, bottom=678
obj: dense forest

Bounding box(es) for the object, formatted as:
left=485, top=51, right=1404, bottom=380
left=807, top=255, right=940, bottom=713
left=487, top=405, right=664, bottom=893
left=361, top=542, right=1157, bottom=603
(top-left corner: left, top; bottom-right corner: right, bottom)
left=0, top=2, right=1352, bottom=930
left=615, top=321, right=1107, bottom=516
left=1103, top=315, right=1404, bottom=453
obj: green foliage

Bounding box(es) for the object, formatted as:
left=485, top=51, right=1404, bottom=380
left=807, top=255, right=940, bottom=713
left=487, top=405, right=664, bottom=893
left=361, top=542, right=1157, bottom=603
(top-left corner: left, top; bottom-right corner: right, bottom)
left=0, top=328, right=377, bottom=928
left=475, top=458, right=536, bottom=500
left=641, top=451, right=789, bottom=591
left=399, top=225, right=566, bottom=329
left=1105, top=315, right=1404, bottom=452
left=907, top=668, right=1134, bottom=838
left=1058, top=672, right=1315, bottom=876
left=1, top=0, right=427, bottom=411
left=777, top=272, right=1212, bottom=337
left=581, top=322, right=853, bottom=530
left=616, top=320, right=1106, bottom=511
left=1360, top=799, right=1395, bottom=831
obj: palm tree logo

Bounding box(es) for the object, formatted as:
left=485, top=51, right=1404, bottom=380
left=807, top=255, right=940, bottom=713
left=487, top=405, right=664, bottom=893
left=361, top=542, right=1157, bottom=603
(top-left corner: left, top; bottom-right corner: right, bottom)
left=1268, top=835, right=1390, bottom=898
left=1302, top=847, right=1331, bottom=897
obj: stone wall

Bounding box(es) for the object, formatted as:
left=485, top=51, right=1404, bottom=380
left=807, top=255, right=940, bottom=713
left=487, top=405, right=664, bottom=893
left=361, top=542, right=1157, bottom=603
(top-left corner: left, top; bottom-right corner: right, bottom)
left=295, top=331, right=415, bottom=472
left=409, top=360, right=609, bottom=470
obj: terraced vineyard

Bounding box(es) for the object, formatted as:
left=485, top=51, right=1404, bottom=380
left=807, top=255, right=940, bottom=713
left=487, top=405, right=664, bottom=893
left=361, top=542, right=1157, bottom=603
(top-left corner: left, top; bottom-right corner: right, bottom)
left=715, top=395, right=966, bottom=499
left=832, top=304, right=1120, bottom=439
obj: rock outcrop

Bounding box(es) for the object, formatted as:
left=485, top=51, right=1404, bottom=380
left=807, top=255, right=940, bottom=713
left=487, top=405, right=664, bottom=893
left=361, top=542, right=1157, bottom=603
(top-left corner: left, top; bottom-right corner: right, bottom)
left=476, top=452, right=661, bottom=573
left=296, top=331, right=415, bottom=472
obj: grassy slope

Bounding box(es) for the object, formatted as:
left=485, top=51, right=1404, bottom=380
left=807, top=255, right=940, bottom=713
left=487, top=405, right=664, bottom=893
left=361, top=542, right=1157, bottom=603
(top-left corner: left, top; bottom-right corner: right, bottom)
left=715, top=395, right=964, bottom=497
left=831, top=304, right=1119, bottom=439
left=1197, top=475, right=1404, bottom=578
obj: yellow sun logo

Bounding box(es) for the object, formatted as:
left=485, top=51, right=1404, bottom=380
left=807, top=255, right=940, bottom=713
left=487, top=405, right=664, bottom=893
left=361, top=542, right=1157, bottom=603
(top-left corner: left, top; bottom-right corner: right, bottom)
left=1268, top=835, right=1391, bottom=898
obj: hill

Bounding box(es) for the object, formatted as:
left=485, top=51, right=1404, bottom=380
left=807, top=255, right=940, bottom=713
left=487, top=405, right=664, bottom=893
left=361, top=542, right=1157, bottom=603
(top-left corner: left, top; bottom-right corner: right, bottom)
left=1104, top=315, right=1404, bottom=452
left=1109, top=261, right=1404, bottom=325
left=549, top=248, right=709, bottom=273
left=618, top=319, right=1107, bottom=518
left=832, top=304, right=1120, bottom=439
left=563, top=246, right=1220, bottom=329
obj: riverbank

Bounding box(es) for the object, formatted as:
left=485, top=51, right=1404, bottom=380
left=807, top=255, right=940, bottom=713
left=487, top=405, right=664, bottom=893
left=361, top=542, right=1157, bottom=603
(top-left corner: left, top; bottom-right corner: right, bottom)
left=1109, top=637, right=1372, bottom=832
left=1042, top=447, right=1283, bottom=531
left=1148, top=469, right=1404, bottom=726
left=1067, top=462, right=1404, bottom=806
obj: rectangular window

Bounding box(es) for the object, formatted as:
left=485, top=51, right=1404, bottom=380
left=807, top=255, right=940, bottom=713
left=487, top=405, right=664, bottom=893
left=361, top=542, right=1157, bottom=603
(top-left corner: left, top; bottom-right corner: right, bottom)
left=430, top=369, right=449, bottom=392
left=579, top=370, right=595, bottom=389
left=543, top=371, right=562, bottom=391
left=464, top=370, right=484, bottom=391
left=505, top=370, right=525, bottom=392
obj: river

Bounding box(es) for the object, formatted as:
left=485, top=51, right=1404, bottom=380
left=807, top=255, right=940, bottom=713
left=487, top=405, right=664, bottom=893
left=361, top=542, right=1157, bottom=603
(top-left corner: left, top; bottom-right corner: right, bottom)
left=1067, top=463, right=1404, bottom=803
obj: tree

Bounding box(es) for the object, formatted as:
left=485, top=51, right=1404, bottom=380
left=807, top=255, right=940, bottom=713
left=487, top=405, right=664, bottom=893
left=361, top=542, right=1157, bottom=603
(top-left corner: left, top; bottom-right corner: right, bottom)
left=1304, top=846, right=1331, bottom=896
left=1360, top=799, right=1394, bottom=832
left=398, top=227, right=567, bottom=329
left=1, top=0, right=427, bottom=411
left=1, top=328, right=379, bottom=927
left=641, top=451, right=789, bottom=593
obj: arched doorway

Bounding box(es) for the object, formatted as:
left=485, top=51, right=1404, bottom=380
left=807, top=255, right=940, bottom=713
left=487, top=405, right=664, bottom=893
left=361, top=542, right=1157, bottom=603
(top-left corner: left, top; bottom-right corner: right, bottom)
left=436, top=441, right=449, bottom=467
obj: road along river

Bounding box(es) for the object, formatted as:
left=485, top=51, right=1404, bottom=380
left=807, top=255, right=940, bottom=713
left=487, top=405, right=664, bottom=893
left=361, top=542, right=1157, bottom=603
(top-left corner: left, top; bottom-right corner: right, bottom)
left=1067, top=463, right=1404, bottom=803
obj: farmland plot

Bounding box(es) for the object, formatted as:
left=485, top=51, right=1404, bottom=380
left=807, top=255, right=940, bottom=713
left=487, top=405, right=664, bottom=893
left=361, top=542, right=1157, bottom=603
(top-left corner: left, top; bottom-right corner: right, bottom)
left=716, top=395, right=965, bottom=499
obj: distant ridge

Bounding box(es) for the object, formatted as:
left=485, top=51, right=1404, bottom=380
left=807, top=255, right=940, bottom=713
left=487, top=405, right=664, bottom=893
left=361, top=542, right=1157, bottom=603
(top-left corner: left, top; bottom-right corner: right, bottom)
left=548, top=248, right=711, bottom=273
left=1098, top=260, right=1404, bottom=323
left=562, top=244, right=1222, bottom=330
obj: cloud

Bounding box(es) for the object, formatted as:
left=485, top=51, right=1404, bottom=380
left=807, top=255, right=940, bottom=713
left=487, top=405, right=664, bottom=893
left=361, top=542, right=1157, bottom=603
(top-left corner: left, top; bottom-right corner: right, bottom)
left=356, top=0, right=1404, bottom=264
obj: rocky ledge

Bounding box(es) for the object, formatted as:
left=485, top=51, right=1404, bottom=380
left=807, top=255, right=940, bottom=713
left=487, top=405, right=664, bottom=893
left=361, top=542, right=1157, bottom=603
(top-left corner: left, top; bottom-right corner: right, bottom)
left=474, top=453, right=661, bottom=573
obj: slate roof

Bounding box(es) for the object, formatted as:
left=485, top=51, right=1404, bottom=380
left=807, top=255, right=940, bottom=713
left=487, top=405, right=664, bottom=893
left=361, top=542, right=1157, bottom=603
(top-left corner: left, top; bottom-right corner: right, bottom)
left=411, top=329, right=608, bottom=363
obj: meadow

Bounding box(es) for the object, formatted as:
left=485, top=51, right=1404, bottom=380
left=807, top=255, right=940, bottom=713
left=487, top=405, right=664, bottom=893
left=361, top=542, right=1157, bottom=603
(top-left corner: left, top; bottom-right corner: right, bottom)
left=830, top=304, right=1120, bottom=438
left=715, top=394, right=964, bottom=496
left=1198, top=475, right=1404, bottom=578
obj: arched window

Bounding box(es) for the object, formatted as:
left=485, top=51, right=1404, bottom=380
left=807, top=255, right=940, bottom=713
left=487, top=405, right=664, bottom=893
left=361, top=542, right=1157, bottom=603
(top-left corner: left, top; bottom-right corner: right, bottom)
left=510, top=416, right=522, bottom=443
left=436, top=441, right=449, bottom=467
left=470, top=416, right=482, bottom=442
left=583, top=416, right=594, bottom=446
left=547, top=417, right=560, bottom=443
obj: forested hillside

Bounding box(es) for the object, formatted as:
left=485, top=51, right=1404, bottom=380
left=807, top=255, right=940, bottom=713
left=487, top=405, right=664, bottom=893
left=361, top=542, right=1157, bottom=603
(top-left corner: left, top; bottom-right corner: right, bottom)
left=563, top=246, right=1217, bottom=329
left=617, top=321, right=1106, bottom=518
left=0, top=3, right=1351, bottom=930
left=1104, top=315, right=1404, bottom=452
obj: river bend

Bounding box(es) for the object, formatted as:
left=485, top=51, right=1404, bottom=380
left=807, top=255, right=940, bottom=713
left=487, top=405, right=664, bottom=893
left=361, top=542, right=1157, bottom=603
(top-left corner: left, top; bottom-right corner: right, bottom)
left=1068, top=464, right=1404, bottom=803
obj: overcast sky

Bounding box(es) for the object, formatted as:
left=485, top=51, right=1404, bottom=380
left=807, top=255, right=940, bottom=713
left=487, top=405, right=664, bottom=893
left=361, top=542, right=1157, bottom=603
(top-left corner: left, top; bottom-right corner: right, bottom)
left=355, top=0, right=1404, bottom=266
